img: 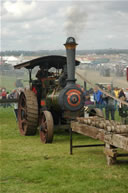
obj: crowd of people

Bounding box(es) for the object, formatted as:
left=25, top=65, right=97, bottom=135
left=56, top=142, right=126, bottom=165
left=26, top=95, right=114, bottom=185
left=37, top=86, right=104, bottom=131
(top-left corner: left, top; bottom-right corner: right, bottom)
left=1, top=85, right=128, bottom=123
left=0, top=87, right=22, bottom=121
left=0, top=88, right=12, bottom=107
left=83, top=85, right=128, bottom=123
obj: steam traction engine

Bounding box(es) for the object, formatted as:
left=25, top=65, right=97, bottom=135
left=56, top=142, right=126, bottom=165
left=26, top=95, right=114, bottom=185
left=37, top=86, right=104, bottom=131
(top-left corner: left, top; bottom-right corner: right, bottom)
left=14, top=37, right=84, bottom=143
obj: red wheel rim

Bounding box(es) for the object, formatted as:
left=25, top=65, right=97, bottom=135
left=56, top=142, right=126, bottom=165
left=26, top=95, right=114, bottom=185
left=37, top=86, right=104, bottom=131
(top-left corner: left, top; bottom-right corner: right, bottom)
left=18, top=93, right=28, bottom=135
left=39, top=111, right=54, bottom=143
left=40, top=113, right=47, bottom=143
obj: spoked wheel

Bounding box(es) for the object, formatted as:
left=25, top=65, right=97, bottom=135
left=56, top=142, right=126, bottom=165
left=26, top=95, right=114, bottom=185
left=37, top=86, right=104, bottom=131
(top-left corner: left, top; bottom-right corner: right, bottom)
left=39, top=111, right=54, bottom=143
left=18, top=90, right=38, bottom=135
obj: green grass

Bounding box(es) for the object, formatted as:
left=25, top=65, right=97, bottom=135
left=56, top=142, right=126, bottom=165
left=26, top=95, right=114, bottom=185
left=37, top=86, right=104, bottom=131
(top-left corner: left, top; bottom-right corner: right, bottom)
left=1, top=108, right=128, bottom=193
left=0, top=75, right=17, bottom=91
left=0, top=75, right=28, bottom=92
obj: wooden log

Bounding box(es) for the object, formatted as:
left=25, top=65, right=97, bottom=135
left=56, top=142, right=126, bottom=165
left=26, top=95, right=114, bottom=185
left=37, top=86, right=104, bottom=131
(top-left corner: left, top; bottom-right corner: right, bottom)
left=106, top=126, right=112, bottom=132
left=84, top=119, right=88, bottom=124
left=71, top=121, right=105, bottom=141
left=105, top=134, right=128, bottom=151
left=76, top=117, right=100, bottom=124
left=91, top=121, right=96, bottom=127
left=77, top=116, right=100, bottom=121
left=71, top=121, right=128, bottom=151
left=112, top=125, right=128, bottom=134
left=111, top=126, right=115, bottom=132
left=99, top=122, right=105, bottom=129
left=76, top=117, right=128, bottom=134
left=87, top=118, right=91, bottom=125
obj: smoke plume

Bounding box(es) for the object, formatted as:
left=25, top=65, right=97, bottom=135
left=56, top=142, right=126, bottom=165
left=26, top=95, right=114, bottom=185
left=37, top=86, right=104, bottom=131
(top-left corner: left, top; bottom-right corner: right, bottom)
left=64, top=2, right=87, bottom=40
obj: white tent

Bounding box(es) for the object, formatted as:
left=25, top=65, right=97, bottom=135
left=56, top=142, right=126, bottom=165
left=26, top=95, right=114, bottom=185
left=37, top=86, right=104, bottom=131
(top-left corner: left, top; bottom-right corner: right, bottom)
left=6, top=56, right=18, bottom=66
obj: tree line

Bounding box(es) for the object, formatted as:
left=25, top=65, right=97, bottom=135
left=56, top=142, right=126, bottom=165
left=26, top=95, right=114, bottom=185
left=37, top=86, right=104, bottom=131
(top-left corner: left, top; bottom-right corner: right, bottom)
left=1, top=49, right=128, bottom=56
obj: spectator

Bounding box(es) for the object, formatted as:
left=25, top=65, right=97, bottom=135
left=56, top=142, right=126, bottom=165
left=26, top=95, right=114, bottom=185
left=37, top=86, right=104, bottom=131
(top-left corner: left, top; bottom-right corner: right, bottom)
left=13, top=89, right=19, bottom=122
left=93, top=86, right=103, bottom=109
left=1, top=88, right=7, bottom=99
left=119, top=88, right=126, bottom=100
left=118, top=95, right=128, bottom=124
left=6, top=91, right=11, bottom=107
left=124, top=88, right=128, bottom=102
left=1, top=88, right=7, bottom=108
left=114, top=87, right=120, bottom=110
left=114, top=87, right=120, bottom=98
left=84, top=94, right=94, bottom=118
left=84, top=94, right=94, bottom=106
left=104, top=85, right=116, bottom=120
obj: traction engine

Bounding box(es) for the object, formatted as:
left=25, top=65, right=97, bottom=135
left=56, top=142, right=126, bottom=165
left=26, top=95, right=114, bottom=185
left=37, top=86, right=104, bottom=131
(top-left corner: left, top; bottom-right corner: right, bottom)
left=14, top=37, right=84, bottom=143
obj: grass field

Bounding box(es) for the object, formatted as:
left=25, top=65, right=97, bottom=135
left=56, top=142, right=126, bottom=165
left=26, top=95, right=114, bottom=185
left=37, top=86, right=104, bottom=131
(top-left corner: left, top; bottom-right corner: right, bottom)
left=1, top=107, right=128, bottom=193
left=0, top=74, right=28, bottom=92
left=0, top=75, right=17, bottom=91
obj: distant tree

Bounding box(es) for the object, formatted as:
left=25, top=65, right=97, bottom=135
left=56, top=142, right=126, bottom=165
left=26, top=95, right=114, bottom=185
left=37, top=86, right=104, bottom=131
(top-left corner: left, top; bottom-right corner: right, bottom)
left=1, top=49, right=128, bottom=56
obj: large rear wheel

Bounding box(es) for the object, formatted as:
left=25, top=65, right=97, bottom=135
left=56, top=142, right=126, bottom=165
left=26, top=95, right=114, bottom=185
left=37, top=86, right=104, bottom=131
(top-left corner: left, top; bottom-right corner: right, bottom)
left=39, top=111, right=54, bottom=143
left=18, top=90, right=38, bottom=135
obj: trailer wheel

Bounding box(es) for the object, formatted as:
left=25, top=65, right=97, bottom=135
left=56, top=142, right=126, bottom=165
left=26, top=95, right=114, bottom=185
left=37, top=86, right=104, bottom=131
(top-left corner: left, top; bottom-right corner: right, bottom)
left=89, top=108, right=104, bottom=118
left=18, top=90, right=38, bottom=135
left=39, top=111, right=54, bottom=143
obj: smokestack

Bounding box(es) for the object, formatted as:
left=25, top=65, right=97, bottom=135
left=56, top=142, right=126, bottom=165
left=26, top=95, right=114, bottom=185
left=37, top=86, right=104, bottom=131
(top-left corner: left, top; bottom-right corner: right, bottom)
left=64, top=37, right=78, bottom=85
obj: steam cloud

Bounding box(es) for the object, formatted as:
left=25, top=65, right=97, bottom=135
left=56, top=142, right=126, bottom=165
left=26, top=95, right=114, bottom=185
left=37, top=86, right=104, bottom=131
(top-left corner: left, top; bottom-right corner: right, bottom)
left=64, top=2, right=87, bottom=40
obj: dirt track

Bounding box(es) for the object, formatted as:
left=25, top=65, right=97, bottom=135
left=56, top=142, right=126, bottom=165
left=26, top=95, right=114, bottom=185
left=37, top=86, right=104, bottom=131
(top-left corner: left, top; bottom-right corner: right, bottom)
left=76, top=68, right=128, bottom=89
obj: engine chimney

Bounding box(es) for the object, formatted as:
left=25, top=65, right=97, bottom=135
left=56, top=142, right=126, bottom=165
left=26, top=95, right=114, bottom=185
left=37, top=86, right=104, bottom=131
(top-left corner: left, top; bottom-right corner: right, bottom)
left=58, top=37, right=84, bottom=112
left=64, top=37, right=78, bottom=85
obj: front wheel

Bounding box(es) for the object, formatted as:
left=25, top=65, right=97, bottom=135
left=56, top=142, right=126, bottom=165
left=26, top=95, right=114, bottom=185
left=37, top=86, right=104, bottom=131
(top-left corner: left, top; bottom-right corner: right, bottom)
left=39, top=111, right=54, bottom=143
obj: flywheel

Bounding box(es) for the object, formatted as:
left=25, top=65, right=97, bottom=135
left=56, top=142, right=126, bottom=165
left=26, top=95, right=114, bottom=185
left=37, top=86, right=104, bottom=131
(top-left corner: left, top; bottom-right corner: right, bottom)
left=18, top=90, right=38, bottom=135
left=39, top=111, right=54, bottom=143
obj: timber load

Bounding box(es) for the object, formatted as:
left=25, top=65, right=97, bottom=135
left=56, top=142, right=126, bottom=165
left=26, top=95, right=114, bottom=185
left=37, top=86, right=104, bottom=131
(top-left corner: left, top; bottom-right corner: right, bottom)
left=70, top=117, right=128, bottom=165
left=76, top=117, right=128, bottom=134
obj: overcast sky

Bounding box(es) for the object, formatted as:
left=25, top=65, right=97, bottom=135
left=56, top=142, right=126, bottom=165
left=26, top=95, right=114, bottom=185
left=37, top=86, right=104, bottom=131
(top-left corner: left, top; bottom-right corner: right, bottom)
left=1, top=0, right=128, bottom=51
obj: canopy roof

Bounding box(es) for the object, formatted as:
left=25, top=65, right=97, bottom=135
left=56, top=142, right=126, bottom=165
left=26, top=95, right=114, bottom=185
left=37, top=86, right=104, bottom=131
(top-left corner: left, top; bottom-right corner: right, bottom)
left=14, top=55, right=80, bottom=70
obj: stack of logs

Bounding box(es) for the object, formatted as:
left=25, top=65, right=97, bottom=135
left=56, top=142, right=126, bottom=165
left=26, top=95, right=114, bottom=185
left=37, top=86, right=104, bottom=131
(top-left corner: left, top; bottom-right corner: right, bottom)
left=76, top=117, right=128, bottom=134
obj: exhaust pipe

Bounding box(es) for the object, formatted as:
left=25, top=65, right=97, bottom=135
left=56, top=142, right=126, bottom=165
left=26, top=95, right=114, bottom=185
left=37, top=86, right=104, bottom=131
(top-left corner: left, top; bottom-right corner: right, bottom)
left=64, top=37, right=78, bottom=85
left=58, top=37, right=84, bottom=112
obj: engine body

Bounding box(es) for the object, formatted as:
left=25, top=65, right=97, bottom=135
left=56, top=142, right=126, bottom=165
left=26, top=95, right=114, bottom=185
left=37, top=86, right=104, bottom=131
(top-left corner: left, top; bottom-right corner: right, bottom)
left=14, top=37, right=84, bottom=143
